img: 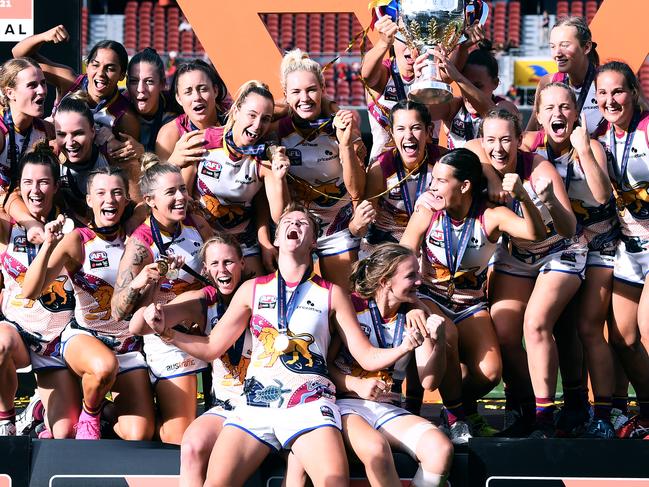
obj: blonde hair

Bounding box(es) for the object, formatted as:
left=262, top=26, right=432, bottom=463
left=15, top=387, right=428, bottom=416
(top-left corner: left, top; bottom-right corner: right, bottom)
left=0, top=57, right=42, bottom=107
left=350, top=244, right=415, bottom=299
left=224, top=80, right=274, bottom=132
left=280, top=49, right=325, bottom=92
left=200, top=233, right=243, bottom=263
left=138, top=152, right=181, bottom=196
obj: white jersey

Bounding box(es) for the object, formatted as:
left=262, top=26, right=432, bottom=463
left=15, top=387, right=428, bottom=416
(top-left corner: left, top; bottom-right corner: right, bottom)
left=0, top=115, right=49, bottom=191
left=245, top=271, right=335, bottom=409
left=70, top=227, right=140, bottom=354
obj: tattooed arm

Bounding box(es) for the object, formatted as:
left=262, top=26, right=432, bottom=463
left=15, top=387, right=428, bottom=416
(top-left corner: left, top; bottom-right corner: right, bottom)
left=111, top=236, right=158, bottom=321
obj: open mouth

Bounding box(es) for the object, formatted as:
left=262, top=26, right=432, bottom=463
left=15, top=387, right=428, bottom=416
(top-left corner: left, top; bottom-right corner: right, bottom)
left=287, top=229, right=299, bottom=240
left=243, top=128, right=259, bottom=142
left=65, top=145, right=81, bottom=158
left=217, top=276, right=232, bottom=285
left=490, top=153, right=508, bottom=164
left=402, top=141, right=418, bottom=157
left=101, top=207, right=117, bottom=217
left=28, top=195, right=44, bottom=205
left=550, top=119, right=567, bottom=136
left=93, top=78, right=108, bottom=91
left=192, top=103, right=207, bottom=115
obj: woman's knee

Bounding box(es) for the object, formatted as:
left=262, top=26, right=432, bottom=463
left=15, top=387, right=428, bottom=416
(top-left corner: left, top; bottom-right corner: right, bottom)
left=117, top=418, right=154, bottom=441
left=523, top=316, right=554, bottom=344
left=181, top=431, right=213, bottom=465
left=87, top=355, right=119, bottom=385
left=355, top=433, right=392, bottom=466
left=417, top=430, right=453, bottom=473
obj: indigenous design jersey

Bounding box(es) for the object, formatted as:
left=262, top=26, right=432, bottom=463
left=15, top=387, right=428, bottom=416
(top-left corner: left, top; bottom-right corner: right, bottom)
left=551, top=71, right=604, bottom=136
left=277, top=116, right=353, bottom=237
left=367, top=58, right=414, bottom=160
left=57, top=74, right=131, bottom=131
left=334, top=294, right=410, bottom=405
left=183, top=121, right=263, bottom=247
left=507, top=151, right=584, bottom=257
left=595, top=111, right=649, bottom=238
left=1, top=220, right=75, bottom=355
left=374, top=145, right=439, bottom=241
left=203, top=286, right=252, bottom=405
left=70, top=227, right=140, bottom=354
left=246, top=271, right=335, bottom=409
left=420, top=201, right=496, bottom=311
left=132, top=216, right=204, bottom=354
left=447, top=96, right=506, bottom=150
left=528, top=131, right=619, bottom=250
left=0, top=116, right=49, bottom=190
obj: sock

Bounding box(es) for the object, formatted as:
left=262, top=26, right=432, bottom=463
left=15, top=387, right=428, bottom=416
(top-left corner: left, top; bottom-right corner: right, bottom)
left=562, top=381, right=582, bottom=410
left=443, top=400, right=465, bottom=426
left=520, top=396, right=536, bottom=423
left=504, top=384, right=520, bottom=412
left=33, top=401, right=45, bottom=422
left=612, top=396, right=629, bottom=414
left=82, top=401, right=101, bottom=417
left=535, top=397, right=556, bottom=424
left=411, top=466, right=446, bottom=487
left=0, top=408, right=15, bottom=423
left=593, top=396, right=612, bottom=421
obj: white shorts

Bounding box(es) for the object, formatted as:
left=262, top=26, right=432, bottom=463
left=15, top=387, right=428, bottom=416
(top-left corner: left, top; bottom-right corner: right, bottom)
left=491, top=243, right=587, bottom=279
left=30, top=350, right=66, bottom=372
left=60, top=325, right=147, bottom=375
left=613, top=236, right=649, bottom=287
left=316, top=229, right=360, bottom=257
left=586, top=248, right=616, bottom=268
left=338, top=398, right=411, bottom=429
left=417, top=292, right=488, bottom=324
left=144, top=335, right=208, bottom=383
left=224, top=398, right=341, bottom=451
left=203, top=404, right=234, bottom=420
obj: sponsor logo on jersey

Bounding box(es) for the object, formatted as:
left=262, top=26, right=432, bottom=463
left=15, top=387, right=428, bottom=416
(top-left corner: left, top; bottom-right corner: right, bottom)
left=287, top=148, right=302, bottom=166
left=297, top=298, right=321, bottom=313
left=13, top=235, right=28, bottom=253
left=89, top=250, right=109, bottom=269
left=384, top=85, right=399, bottom=102
left=201, top=160, right=223, bottom=179
left=258, top=294, right=277, bottom=309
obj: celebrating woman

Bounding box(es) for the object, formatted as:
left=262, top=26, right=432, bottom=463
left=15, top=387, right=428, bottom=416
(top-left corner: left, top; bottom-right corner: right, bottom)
left=401, top=147, right=546, bottom=443
left=142, top=202, right=428, bottom=486
left=276, top=49, right=366, bottom=288
left=522, top=82, right=616, bottom=437
left=331, top=243, right=452, bottom=487
left=594, top=61, right=649, bottom=438
left=111, top=155, right=212, bottom=444
left=21, top=164, right=155, bottom=441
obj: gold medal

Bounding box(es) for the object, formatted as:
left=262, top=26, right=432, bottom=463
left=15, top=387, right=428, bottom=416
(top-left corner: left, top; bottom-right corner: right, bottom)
left=616, top=195, right=625, bottom=211
left=274, top=333, right=290, bottom=353
left=166, top=267, right=179, bottom=280
left=156, top=259, right=169, bottom=277
left=447, top=280, right=455, bottom=299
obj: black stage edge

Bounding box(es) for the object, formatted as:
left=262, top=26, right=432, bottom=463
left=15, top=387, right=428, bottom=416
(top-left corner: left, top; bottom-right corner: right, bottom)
left=2, top=437, right=649, bottom=486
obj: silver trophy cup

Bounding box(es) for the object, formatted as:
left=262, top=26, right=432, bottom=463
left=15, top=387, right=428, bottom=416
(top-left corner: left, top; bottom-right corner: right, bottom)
left=399, top=0, right=467, bottom=104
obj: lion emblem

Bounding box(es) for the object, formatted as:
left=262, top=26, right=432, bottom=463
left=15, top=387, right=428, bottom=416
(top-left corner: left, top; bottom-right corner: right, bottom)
left=85, top=283, right=114, bottom=321
left=220, top=354, right=250, bottom=386
left=290, top=178, right=346, bottom=207
left=255, top=327, right=314, bottom=368
left=15, top=275, right=71, bottom=309
left=200, top=195, right=247, bottom=228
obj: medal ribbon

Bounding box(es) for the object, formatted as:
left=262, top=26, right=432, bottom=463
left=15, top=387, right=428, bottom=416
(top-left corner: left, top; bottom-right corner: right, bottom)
left=224, top=129, right=268, bottom=158
left=443, top=202, right=477, bottom=290
left=389, top=56, right=407, bottom=101
left=545, top=139, right=574, bottom=193
left=3, top=109, right=32, bottom=186
left=276, top=266, right=313, bottom=334
left=394, top=151, right=428, bottom=216
left=566, top=63, right=596, bottom=117
left=609, top=110, right=641, bottom=191
left=216, top=298, right=245, bottom=366
left=367, top=299, right=406, bottom=349
left=292, top=114, right=335, bottom=138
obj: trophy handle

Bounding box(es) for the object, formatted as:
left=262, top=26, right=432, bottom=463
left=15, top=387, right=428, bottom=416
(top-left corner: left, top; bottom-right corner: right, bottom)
left=459, top=1, right=490, bottom=44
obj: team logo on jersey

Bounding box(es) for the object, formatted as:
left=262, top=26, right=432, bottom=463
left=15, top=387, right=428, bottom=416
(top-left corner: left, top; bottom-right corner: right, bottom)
left=384, top=85, right=398, bottom=102
left=388, top=185, right=402, bottom=200
left=201, top=160, right=223, bottom=179
left=258, top=295, right=277, bottom=309
left=89, top=251, right=110, bottom=269
left=286, top=148, right=302, bottom=166
left=451, top=118, right=466, bottom=135
left=320, top=404, right=335, bottom=419
left=13, top=235, right=28, bottom=253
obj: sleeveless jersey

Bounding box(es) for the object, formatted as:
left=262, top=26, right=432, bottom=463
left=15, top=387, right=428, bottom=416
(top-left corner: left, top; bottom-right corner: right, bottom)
left=70, top=227, right=140, bottom=353
left=189, top=124, right=263, bottom=248
left=374, top=145, right=440, bottom=241
left=132, top=216, right=205, bottom=356
left=367, top=58, right=414, bottom=160
left=507, top=151, right=581, bottom=257
left=0, top=116, right=49, bottom=190
left=133, top=91, right=178, bottom=152
left=56, top=74, right=131, bottom=132
left=277, top=116, right=353, bottom=237
left=334, top=294, right=410, bottom=405
left=1, top=219, right=75, bottom=355
left=421, top=202, right=497, bottom=311
left=595, top=111, right=649, bottom=238
left=447, top=96, right=506, bottom=150
left=551, top=71, right=604, bottom=136
left=528, top=131, right=619, bottom=249
left=203, top=285, right=252, bottom=405
left=246, top=271, right=335, bottom=408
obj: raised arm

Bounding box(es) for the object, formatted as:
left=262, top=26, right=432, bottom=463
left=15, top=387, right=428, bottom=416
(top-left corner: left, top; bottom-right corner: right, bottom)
left=12, top=25, right=77, bottom=94
left=360, top=16, right=396, bottom=93
left=570, top=114, right=612, bottom=205
left=335, top=110, right=366, bottom=202
left=531, top=157, right=577, bottom=238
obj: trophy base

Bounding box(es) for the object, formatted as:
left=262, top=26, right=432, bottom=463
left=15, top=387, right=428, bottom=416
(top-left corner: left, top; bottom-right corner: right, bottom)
left=408, top=80, right=453, bottom=105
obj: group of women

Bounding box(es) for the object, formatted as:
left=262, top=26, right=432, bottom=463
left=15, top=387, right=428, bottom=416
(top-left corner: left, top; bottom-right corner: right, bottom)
left=0, top=10, right=645, bottom=487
